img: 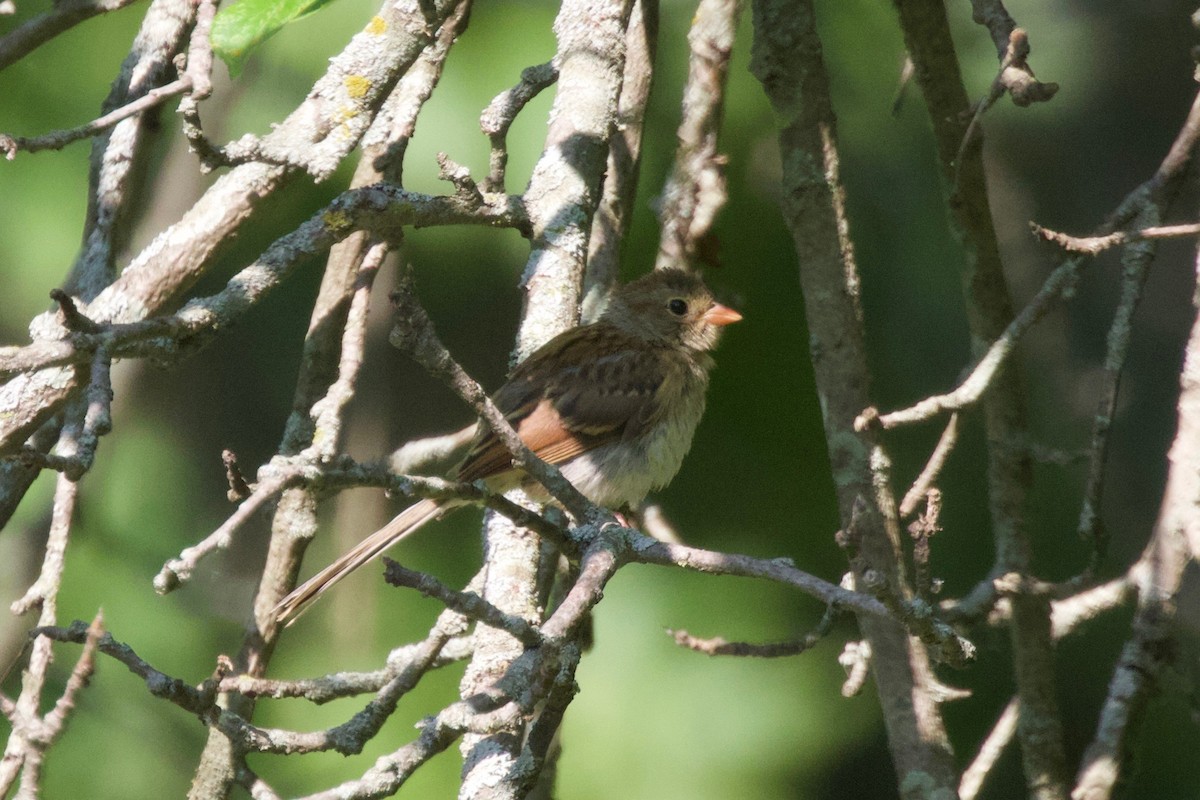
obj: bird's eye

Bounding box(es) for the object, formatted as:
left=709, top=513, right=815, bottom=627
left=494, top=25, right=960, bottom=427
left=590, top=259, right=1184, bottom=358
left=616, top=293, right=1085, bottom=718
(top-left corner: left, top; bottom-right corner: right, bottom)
left=667, top=298, right=688, bottom=316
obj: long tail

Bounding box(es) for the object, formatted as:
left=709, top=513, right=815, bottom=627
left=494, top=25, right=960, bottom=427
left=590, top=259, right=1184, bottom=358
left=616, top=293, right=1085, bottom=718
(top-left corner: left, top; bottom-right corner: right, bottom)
left=274, top=498, right=448, bottom=625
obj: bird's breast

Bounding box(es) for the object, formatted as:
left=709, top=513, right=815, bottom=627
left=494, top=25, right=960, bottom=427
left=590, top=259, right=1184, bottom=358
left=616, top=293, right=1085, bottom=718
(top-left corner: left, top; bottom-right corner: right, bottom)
left=559, top=368, right=709, bottom=509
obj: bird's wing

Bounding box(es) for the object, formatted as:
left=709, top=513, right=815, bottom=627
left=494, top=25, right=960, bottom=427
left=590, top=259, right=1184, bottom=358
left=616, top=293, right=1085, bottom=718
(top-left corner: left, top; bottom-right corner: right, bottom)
left=456, top=326, right=671, bottom=482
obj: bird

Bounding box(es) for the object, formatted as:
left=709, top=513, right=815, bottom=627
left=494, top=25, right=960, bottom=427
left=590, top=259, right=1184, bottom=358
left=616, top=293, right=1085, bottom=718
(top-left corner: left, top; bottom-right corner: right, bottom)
left=273, top=268, right=741, bottom=624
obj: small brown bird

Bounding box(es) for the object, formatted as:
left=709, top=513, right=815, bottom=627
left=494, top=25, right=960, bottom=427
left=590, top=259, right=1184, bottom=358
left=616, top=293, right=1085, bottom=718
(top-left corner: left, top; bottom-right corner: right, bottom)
left=274, top=268, right=741, bottom=624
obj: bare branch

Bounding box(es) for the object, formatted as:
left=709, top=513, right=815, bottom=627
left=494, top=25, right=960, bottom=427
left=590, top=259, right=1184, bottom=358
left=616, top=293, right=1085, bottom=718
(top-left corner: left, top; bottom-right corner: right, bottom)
left=1074, top=225, right=1158, bottom=562
left=221, top=450, right=252, bottom=502
left=952, top=27, right=1057, bottom=191
left=0, top=0, right=142, bottom=71
left=908, top=489, right=942, bottom=603
left=751, top=0, right=958, bottom=786
left=1072, top=239, right=1200, bottom=800
left=0, top=0, right=475, bottom=468
left=383, top=560, right=544, bottom=648
left=211, top=17, right=479, bottom=790
left=1050, top=576, right=1133, bottom=640
left=154, top=469, right=304, bottom=594
left=899, top=414, right=959, bottom=518
left=0, top=77, right=192, bottom=158
left=870, top=87, right=1200, bottom=431
left=479, top=62, right=559, bottom=194
left=959, top=697, right=1019, bottom=800
left=35, top=590, right=477, bottom=760
left=654, top=0, right=741, bottom=272
left=218, top=636, right=473, bottom=704
left=584, top=0, right=657, bottom=312
left=0, top=184, right=527, bottom=385
left=157, top=460, right=565, bottom=594
left=1031, top=221, right=1200, bottom=255
left=633, top=535, right=886, bottom=617
left=40, top=613, right=104, bottom=739
left=504, top=642, right=582, bottom=796
left=856, top=251, right=1103, bottom=429
left=0, top=468, right=83, bottom=797
left=669, top=603, right=838, bottom=657
left=296, top=698, right=522, bottom=800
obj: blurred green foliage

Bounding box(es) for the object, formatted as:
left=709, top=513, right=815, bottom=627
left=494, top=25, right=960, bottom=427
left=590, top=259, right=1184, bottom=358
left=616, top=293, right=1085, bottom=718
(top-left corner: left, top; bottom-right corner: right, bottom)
left=210, top=0, right=339, bottom=75
left=2, top=0, right=1199, bottom=798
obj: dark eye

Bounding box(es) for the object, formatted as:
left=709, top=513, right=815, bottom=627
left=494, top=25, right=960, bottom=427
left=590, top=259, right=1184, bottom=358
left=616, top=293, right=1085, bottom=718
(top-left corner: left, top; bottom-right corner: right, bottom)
left=667, top=298, right=688, bottom=316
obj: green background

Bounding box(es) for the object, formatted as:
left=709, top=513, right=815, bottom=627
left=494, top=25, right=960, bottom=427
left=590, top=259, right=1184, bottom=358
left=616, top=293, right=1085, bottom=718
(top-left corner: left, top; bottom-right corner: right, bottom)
left=2, top=0, right=1198, bottom=797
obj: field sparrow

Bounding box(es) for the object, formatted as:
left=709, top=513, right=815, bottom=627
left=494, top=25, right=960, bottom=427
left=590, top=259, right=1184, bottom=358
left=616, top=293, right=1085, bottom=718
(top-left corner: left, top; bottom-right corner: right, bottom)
left=274, top=268, right=741, bottom=624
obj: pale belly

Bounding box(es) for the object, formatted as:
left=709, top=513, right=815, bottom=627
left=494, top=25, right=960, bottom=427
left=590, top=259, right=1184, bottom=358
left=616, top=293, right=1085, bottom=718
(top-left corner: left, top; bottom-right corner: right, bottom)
left=559, top=386, right=708, bottom=509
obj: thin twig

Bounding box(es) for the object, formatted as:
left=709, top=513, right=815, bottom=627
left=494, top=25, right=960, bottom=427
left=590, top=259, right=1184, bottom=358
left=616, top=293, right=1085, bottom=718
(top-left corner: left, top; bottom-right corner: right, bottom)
left=435, top=152, right=484, bottom=207
left=300, top=242, right=387, bottom=463
left=156, top=460, right=566, bottom=593
left=654, top=0, right=742, bottom=272
left=40, top=613, right=104, bottom=738
left=751, top=0, right=960, bottom=785
left=966, top=0, right=1058, bottom=107
left=0, top=184, right=528, bottom=384
left=952, top=27, right=1057, bottom=193
left=1032, top=221, right=1200, bottom=255
left=222, top=450, right=252, bottom=502
left=48, top=289, right=102, bottom=334
left=583, top=0, right=658, bottom=315
left=0, top=77, right=193, bottom=159
left=479, top=62, right=559, bottom=193
left=0, top=0, right=143, bottom=71
left=34, top=587, right=478, bottom=759
left=960, top=574, right=1137, bottom=799
left=960, top=697, right=1020, bottom=800
left=669, top=603, right=839, bottom=657
left=859, top=249, right=1080, bottom=429
left=1050, top=575, right=1132, bottom=640
left=176, top=0, right=222, bottom=169
left=217, top=636, right=473, bottom=703
left=298, top=699, right=521, bottom=799
left=632, top=534, right=886, bottom=618
left=0, top=466, right=82, bottom=796
left=1075, top=218, right=1159, bottom=562
left=384, top=560, right=543, bottom=647
left=899, top=414, right=959, bottom=517
left=1072, top=239, right=1200, bottom=800
left=908, top=489, right=942, bottom=603
left=154, top=470, right=304, bottom=593
left=869, top=87, right=1200, bottom=431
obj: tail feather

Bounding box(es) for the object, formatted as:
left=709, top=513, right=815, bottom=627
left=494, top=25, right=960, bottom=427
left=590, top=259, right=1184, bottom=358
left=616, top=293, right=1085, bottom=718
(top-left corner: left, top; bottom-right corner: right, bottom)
left=274, top=498, right=447, bottom=625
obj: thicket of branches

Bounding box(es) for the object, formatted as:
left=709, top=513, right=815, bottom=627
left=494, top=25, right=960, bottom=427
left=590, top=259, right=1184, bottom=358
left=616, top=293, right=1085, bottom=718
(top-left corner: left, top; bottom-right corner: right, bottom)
left=1, top=0, right=1198, bottom=798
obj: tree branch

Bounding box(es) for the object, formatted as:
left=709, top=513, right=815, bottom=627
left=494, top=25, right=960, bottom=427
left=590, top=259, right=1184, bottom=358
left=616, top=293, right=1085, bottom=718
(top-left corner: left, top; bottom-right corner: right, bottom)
left=751, top=0, right=960, bottom=788
left=654, top=0, right=741, bottom=272
left=0, top=0, right=143, bottom=71
left=1072, top=238, right=1200, bottom=800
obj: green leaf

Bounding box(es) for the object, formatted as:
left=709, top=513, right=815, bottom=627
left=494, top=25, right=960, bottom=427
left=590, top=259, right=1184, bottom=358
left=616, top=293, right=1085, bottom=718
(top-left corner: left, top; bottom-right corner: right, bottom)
left=211, top=0, right=338, bottom=77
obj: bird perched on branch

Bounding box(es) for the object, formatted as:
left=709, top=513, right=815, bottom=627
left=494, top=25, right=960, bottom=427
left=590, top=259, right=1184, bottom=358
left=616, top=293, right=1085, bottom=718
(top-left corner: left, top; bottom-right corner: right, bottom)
left=274, top=268, right=741, bottom=624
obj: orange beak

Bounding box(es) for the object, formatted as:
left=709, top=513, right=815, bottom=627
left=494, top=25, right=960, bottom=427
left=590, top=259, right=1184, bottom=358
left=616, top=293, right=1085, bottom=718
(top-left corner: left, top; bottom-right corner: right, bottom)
left=702, top=303, right=743, bottom=326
